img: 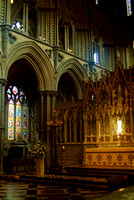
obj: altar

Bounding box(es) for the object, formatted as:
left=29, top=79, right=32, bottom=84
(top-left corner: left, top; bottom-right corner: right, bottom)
left=86, top=147, right=134, bottom=169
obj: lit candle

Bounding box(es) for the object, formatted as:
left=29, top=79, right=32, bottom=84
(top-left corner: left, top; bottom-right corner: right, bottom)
left=117, top=120, right=122, bottom=136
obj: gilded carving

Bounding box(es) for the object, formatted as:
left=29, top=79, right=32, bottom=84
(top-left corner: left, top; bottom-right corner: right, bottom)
left=83, top=64, right=134, bottom=145
left=86, top=148, right=134, bottom=169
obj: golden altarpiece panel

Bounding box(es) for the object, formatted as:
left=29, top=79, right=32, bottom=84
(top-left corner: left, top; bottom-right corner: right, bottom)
left=83, top=64, right=134, bottom=145
left=84, top=64, right=134, bottom=169
left=55, top=64, right=134, bottom=167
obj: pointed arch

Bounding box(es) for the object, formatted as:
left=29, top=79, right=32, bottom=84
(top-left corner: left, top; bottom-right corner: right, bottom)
left=4, top=41, right=54, bottom=91
left=57, top=58, right=88, bottom=99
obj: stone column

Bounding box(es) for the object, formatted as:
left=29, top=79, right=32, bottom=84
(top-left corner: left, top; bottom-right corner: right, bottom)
left=1, top=25, right=10, bottom=58
left=72, top=24, right=75, bottom=54
left=47, top=91, right=58, bottom=171
left=38, top=91, right=45, bottom=142
left=53, top=46, right=61, bottom=71
left=38, top=91, right=57, bottom=171
left=51, top=91, right=57, bottom=117
left=99, top=38, right=103, bottom=67
left=40, top=90, right=57, bottom=139
left=64, top=24, right=69, bottom=51
left=0, top=79, right=7, bottom=174
left=4, top=0, right=11, bottom=24
left=44, top=91, right=51, bottom=171
left=74, top=30, right=78, bottom=55
left=37, top=9, right=41, bottom=39
left=23, top=0, right=28, bottom=34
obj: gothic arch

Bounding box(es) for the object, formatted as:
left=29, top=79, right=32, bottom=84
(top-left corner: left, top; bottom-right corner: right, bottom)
left=57, top=58, right=88, bottom=99
left=4, top=41, right=54, bottom=91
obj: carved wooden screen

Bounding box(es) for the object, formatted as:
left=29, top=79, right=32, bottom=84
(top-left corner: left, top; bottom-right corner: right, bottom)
left=83, top=64, right=134, bottom=145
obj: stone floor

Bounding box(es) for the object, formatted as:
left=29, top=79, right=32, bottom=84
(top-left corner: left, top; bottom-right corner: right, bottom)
left=0, top=180, right=108, bottom=200
left=0, top=179, right=134, bottom=199
left=93, top=185, right=134, bottom=200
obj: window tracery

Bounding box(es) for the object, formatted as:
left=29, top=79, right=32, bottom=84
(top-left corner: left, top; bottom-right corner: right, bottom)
left=7, top=86, right=29, bottom=141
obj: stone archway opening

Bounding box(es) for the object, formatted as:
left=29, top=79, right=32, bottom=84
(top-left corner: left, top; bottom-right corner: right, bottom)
left=4, top=58, right=39, bottom=174
left=56, top=72, right=79, bottom=105
left=7, top=58, right=38, bottom=106
left=55, top=71, right=84, bottom=166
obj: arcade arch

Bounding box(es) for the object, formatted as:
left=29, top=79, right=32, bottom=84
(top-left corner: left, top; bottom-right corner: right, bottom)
left=4, top=41, right=54, bottom=91
left=4, top=41, right=55, bottom=145
left=56, top=58, right=88, bottom=101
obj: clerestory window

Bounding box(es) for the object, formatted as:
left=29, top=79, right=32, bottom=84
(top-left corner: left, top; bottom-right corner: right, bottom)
left=126, top=0, right=132, bottom=16
left=11, top=21, right=24, bottom=33
left=96, top=0, right=98, bottom=5
left=7, top=86, right=29, bottom=141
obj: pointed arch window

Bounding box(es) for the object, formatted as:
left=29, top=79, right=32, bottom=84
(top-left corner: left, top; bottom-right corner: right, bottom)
left=7, top=86, right=29, bottom=141
left=126, top=0, right=132, bottom=16
left=93, top=40, right=100, bottom=64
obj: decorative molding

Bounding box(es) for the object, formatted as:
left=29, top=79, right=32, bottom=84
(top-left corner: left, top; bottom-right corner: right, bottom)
left=9, top=32, right=16, bottom=44
left=0, top=0, right=4, bottom=24
left=0, top=78, right=7, bottom=86
left=39, top=90, right=58, bottom=96
left=58, top=53, right=63, bottom=62
left=45, top=49, right=51, bottom=58
left=1, top=25, right=11, bottom=58
left=83, top=64, right=89, bottom=71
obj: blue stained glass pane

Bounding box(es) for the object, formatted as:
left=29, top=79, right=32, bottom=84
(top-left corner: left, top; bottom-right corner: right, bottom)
left=19, top=91, right=25, bottom=96
left=19, top=96, right=23, bottom=102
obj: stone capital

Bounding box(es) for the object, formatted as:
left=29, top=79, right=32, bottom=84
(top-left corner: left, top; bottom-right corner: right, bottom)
left=39, top=90, right=57, bottom=97
left=0, top=79, right=7, bottom=86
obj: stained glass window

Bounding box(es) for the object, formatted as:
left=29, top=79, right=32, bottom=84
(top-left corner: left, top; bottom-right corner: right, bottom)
left=11, top=21, right=24, bottom=31
left=7, top=86, right=29, bottom=140
left=126, top=0, right=132, bottom=16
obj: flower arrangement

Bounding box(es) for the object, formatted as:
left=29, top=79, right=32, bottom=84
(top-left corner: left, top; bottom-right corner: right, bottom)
left=31, top=140, right=47, bottom=159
